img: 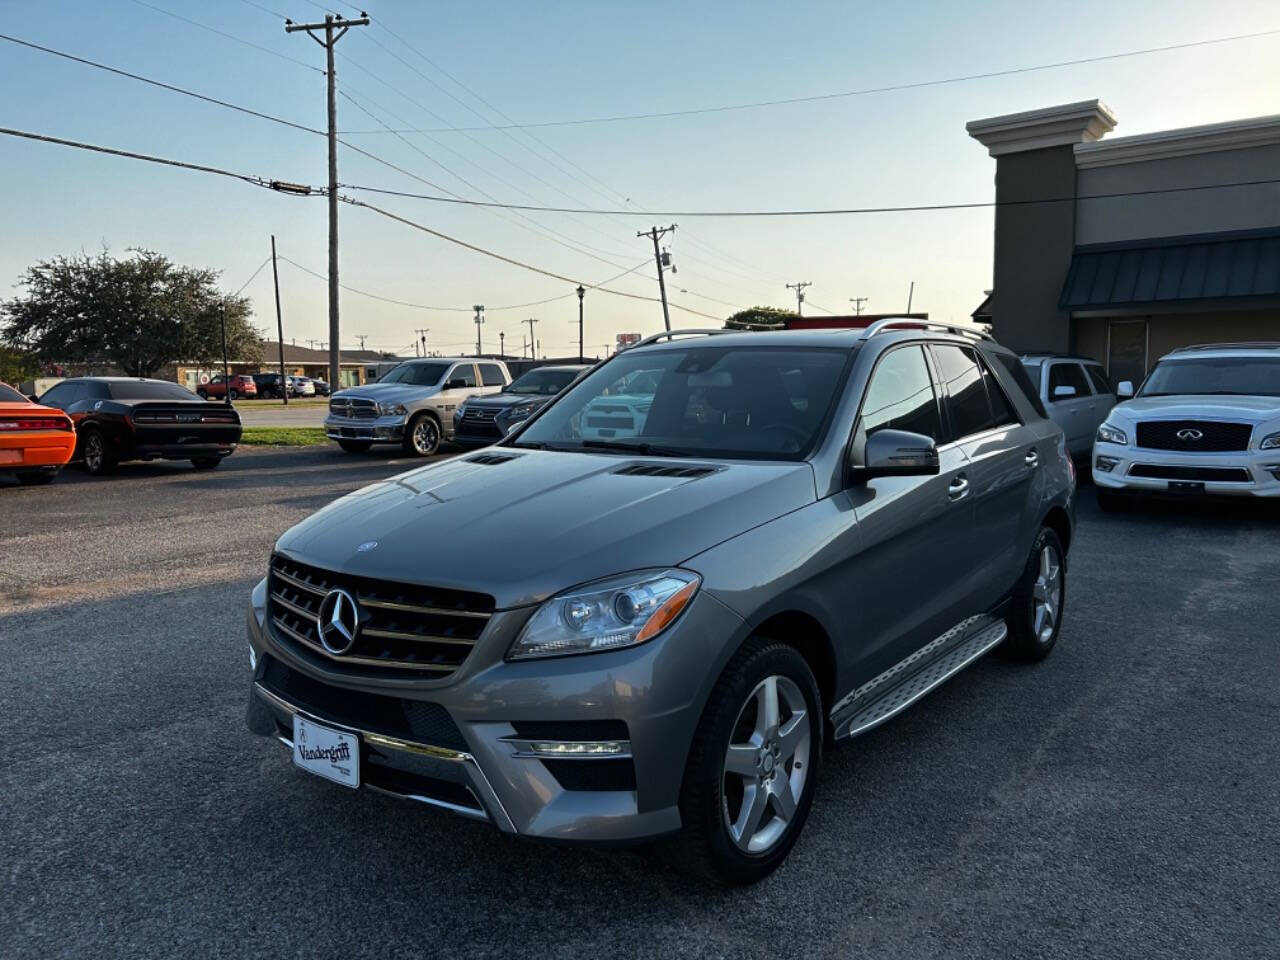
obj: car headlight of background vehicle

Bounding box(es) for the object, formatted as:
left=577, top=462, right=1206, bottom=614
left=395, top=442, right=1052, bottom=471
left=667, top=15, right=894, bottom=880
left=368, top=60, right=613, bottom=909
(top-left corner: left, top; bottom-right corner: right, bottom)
left=381, top=403, right=408, bottom=417
left=1097, top=422, right=1128, bottom=445
left=1260, top=431, right=1280, bottom=450
left=506, top=402, right=539, bottom=423
left=508, top=569, right=701, bottom=660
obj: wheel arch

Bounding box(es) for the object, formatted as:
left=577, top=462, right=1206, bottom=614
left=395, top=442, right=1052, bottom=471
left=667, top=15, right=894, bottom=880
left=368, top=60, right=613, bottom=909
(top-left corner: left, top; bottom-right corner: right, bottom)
left=1041, top=504, right=1073, bottom=560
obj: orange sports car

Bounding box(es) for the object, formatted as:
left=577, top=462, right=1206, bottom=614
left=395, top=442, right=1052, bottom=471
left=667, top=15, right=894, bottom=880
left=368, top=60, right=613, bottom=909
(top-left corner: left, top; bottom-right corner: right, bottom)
left=0, top=381, right=76, bottom=485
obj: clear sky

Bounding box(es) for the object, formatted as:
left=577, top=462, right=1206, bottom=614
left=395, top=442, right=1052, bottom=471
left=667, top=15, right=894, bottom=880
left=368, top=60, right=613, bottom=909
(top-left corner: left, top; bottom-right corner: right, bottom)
left=2, top=0, right=1278, bottom=359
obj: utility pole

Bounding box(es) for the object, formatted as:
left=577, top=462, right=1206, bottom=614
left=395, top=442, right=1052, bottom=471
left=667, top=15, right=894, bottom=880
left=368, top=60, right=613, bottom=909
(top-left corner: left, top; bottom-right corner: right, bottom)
left=414, top=328, right=429, bottom=358
left=473, top=305, right=485, bottom=355
left=786, top=281, right=812, bottom=316
left=526, top=317, right=539, bottom=360
left=285, top=11, right=370, bottom=390
left=219, top=300, right=231, bottom=407
left=499, top=331, right=505, bottom=357
left=355, top=334, right=368, bottom=350
left=270, top=235, right=288, bottom=406
left=849, top=297, right=869, bottom=316
left=638, top=225, right=677, bottom=331
left=906, top=281, right=915, bottom=314
left=575, top=284, right=585, bottom=363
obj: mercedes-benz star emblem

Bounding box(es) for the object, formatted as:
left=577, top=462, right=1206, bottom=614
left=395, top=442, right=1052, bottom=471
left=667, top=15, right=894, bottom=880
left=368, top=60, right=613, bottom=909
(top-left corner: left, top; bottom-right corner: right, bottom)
left=1176, top=428, right=1204, bottom=441
left=316, top=588, right=360, bottom=655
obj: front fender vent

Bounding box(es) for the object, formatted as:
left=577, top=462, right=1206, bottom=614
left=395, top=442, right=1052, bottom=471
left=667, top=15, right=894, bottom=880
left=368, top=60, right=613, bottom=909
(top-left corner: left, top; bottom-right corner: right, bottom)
left=466, top=453, right=519, bottom=465
left=613, top=463, right=716, bottom=479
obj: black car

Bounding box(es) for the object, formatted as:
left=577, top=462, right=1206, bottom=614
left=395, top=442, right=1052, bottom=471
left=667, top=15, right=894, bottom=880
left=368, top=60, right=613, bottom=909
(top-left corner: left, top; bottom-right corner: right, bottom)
left=303, top=377, right=331, bottom=397
left=37, top=377, right=242, bottom=476
left=252, top=373, right=290, bottom=399
left=452, top=364, right=589, bottom=447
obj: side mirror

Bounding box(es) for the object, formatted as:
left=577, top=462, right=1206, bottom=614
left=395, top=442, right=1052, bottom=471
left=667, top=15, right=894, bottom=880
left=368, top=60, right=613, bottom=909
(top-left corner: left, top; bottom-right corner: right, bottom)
left=1116, top=380, right=1134, bottom=399
left=852, top=429, right=940, bottom=481
left=1052, top=385, right=1077, bottom=399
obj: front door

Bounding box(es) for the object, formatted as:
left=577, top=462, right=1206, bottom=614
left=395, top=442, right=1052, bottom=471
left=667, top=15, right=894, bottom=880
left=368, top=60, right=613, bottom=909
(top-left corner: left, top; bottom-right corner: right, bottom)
left=1107, top=320, right=1148, bottom=393
left=1046, top=361, right=1096, bottom=456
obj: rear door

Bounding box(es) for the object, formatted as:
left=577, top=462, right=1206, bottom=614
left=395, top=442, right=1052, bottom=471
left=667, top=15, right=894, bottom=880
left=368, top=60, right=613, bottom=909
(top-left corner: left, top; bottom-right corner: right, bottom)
left=477, top=362, right=508, bottom=396
left=1046, top=361, right=1095, bottom=456
left=931, top=343, right=1041, bottom=609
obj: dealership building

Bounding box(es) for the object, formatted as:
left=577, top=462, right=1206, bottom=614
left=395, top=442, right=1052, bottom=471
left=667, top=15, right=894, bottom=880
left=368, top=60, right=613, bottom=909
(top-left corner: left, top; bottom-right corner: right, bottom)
left=967, top=100, right=1280, bottom=387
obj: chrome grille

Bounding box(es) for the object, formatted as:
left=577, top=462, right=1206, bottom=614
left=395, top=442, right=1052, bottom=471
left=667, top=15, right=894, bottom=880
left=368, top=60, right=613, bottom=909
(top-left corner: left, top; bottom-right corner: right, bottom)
left=463, top=407, right=500, bottom=422
left=328, top=397, right=379, bottom=419
left=266, top=554, right=494, bottom=677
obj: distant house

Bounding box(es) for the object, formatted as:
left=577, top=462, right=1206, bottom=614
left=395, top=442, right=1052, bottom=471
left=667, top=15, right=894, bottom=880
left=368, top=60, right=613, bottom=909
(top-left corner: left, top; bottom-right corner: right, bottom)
left=166, top=342, right=406, bottom=391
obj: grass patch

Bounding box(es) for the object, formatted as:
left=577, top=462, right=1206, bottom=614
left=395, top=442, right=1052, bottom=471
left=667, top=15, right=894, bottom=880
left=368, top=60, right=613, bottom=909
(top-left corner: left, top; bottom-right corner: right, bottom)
left=239, top=427, right=329, bottom=446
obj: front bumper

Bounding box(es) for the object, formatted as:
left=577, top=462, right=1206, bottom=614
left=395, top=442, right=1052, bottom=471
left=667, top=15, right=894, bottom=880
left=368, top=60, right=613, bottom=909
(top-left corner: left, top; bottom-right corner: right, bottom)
left=324, top=414, right=408, bottom=444
left=245, top=578, right=741, bottom=842
left=1092, top=443, right=1280, bottom=498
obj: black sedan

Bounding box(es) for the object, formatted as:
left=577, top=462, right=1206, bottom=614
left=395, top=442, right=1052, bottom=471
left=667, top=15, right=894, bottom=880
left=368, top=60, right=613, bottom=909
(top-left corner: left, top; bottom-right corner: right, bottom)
left=36, top=377, right=242, bottom=476
left=452, top=364, right=589, bottom=447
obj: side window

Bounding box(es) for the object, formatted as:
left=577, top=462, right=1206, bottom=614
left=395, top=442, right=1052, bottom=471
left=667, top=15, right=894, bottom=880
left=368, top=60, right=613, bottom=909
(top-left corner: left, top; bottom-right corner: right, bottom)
left=1048, top=362, right=1091, bottom=399
left=1085, top=364, right=1113, bottom=395
left=859, top=345, right=942, bottom=442
left=39, top=383, right=72, bottom=407
left=448, top=364, right=477, bottom=388
left=982, top=363, right=1019, bottom=427
left=478, top=363, right=506, bottom=387
left=931, top=345, right=994, bottom=440
left=85, top=381, right=110, bottom=400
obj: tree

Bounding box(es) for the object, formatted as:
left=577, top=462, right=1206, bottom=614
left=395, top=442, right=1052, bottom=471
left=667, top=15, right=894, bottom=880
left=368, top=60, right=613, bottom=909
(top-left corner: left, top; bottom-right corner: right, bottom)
left=723, top=305, right=798, bottom=331
left=1, top=249, right=262, bottom=378
left=0, top=344, right=40, bottom=386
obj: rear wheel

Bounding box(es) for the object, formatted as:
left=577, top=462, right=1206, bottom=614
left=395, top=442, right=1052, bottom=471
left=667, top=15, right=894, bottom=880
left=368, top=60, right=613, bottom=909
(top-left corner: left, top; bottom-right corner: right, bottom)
left=677, top=638, right=822, bottom=885
left=229, top=389, right=239, bottom=400
left=403, top=413, right=441, bottom=457
left=16, top=470, right=57, bottom=485
left=337, top=439, right=372, bottom=453
left=1002, top=527, right=1065, bottom=662
left=191, top=457, right=221, bottom=470
left=81, top=428, right=117, bottom=476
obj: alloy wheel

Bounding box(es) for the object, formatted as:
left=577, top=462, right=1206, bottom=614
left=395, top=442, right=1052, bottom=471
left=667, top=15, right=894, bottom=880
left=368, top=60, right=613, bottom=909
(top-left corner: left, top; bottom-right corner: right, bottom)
left=1032, top=544, right=1062, bottom=644
left=412, top=418, right=439, bottom=455
left=84, top=433, right=103, bottom=473
left=722, top=675, right=811, bottom=854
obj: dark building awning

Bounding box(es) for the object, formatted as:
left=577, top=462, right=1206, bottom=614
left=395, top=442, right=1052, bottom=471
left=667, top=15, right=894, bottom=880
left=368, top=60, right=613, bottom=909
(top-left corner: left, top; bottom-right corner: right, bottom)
left=1059, top=228, right=1280, bottom=311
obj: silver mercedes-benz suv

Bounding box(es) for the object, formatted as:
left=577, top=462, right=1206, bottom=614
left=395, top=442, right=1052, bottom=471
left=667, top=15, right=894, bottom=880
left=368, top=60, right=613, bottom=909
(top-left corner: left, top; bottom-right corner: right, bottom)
left=246, top=322, right=1075, bottom=884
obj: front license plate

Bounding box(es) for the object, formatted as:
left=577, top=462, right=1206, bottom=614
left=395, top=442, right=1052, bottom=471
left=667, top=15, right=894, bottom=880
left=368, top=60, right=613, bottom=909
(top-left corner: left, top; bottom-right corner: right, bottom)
left=1168, top=480, right=1206, bottom=494
left=293, top=715, right=359, bottom=789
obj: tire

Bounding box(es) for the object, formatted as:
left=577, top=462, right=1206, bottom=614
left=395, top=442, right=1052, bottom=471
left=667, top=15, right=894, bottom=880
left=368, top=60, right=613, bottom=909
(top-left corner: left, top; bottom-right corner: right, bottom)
left=338, top=439, right=372, bottom=453
left=80, top=427, right=117, bottom=476
left=403, top=413, right=441, bottom=457
left=16, top=470, right=57, bottom=485
left=676, top=638, right=822, bottom=885
left=1095, top=486, right=1131, bottom=512
left=197, top=389, right=208, bottom=400
left=191, top=457, right=221, bottom=470
left=229, top=389, right=239, bottom=400
left=1001, top=526, right=1066, bottom=662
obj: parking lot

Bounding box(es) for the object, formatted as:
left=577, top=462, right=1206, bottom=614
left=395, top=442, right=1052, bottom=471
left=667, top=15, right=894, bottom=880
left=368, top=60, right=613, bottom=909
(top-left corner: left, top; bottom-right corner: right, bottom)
left=3, top=448, right=1278, bottom=959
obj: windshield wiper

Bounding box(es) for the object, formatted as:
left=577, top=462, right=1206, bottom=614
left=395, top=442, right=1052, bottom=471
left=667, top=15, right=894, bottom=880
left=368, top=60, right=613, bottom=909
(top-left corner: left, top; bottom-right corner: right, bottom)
left=506, top=440, right=546, bottom=449
left=579, top=439, right=691, bottom=458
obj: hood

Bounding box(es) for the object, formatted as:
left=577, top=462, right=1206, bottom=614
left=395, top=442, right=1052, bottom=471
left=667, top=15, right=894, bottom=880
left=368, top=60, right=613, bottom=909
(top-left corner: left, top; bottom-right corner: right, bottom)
left=465, top=392, right=546, bottom=410
left=1110, top=395, right=1280, bottom=422
left=276, top=450, right=816, bottom=608
left=334, top=382, right=439, bottom=403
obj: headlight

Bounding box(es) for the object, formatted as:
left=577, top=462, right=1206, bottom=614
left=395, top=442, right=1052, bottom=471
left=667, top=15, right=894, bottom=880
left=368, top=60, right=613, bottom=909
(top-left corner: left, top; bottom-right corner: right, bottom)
left=1097, top=423, right=1128, bottom=445
left=506, top=402, right=538, bottom=423
left=1261, top=431, right=1280, bottom=450
left=382, top=403, right=408, bottom=417
left=508, top=569, right=701, bottom=660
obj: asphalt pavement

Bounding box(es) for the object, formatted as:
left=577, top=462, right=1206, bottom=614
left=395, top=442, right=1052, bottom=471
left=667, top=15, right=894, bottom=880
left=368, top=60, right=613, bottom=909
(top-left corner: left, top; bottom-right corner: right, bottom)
left=2, top=448, right=1277, bottom=959
left=233, top=399, right=328, bottom=428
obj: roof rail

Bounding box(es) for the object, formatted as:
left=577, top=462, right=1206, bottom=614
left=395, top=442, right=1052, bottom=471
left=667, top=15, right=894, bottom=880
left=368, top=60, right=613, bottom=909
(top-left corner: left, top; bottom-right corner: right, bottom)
left=857, top=317, right=994, bottom=342
left=630, top=328, right=736, bottom=349
left=1169, top=341, right=1280, bottom=353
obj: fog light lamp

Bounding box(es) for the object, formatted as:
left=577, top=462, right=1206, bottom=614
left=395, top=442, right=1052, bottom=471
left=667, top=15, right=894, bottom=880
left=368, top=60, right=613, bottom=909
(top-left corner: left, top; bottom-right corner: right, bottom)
left=1095, top=455, right=1119, bottom=473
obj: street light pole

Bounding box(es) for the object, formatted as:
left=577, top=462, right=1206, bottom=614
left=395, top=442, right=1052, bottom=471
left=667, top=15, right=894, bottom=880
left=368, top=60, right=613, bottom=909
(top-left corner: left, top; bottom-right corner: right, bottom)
left=575, top=285, right=585, bottom=362
left=473, top=305, right=485, bottom=355
left=219, top=300, right=231, bottom=407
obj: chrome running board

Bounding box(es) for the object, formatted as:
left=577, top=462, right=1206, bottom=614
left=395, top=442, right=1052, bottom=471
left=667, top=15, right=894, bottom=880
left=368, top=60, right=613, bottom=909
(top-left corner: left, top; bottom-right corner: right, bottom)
left=833, top=621, right=1008, bottom=741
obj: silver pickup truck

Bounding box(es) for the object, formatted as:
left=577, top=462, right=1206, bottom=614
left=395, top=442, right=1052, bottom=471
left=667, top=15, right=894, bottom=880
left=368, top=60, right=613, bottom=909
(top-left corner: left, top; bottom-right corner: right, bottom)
left=325, top=358, right=510, bottom=456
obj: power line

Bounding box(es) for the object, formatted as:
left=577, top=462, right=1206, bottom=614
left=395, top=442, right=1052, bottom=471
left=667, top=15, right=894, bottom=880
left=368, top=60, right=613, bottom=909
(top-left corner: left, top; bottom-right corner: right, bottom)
left=126, top=0, right=324, bottom=74
left=338, top=27, right=1280, bottom=132
left=232, top=256, right=274, bottom=296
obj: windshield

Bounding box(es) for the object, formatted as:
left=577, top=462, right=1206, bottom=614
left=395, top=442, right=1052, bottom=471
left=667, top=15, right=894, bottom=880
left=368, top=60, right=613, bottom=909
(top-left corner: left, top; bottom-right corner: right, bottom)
left=1139, top=357, right=1280, bottom=398
left=511, top=346, right=849, bottom=460
left=378, top=362, right=448, bottom=386
left=0, top=382, right=28, bottom=403
left=109, top=381, right=199, bottom=400
left=508, top=368, right=581, bottom=396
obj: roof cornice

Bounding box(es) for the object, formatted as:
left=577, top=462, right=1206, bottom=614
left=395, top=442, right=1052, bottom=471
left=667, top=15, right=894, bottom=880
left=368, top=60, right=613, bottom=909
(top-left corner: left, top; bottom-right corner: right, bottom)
left=966, top=99, right=1117, bottom=157
left=1074, top=113, right=1280, bottom=168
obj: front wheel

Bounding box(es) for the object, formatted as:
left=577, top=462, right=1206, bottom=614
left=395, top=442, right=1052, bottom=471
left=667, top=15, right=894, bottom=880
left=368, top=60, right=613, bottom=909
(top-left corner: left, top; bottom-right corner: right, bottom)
left=677, top=639, right=822, bottom=885
left=403, top=413, right=441, bottom=457
left=1001, top=527, right=1066, bottom=662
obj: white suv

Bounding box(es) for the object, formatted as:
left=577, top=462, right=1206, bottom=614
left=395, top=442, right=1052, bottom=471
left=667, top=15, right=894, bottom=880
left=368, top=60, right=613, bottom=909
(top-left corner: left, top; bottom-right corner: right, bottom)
left=1092, top=343, right=1280, bottom=508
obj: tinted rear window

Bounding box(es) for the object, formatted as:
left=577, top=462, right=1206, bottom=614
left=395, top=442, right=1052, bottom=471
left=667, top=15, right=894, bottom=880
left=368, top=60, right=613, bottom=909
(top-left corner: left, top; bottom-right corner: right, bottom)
left=108, top=381, right=199, bottom=401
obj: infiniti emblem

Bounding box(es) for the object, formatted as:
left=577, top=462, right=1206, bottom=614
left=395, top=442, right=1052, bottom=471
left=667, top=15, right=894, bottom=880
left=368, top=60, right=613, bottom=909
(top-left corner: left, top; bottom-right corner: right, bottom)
left=1176, top=428, right=1204, bottom=441
left=316, top=588, right=360, bottom=655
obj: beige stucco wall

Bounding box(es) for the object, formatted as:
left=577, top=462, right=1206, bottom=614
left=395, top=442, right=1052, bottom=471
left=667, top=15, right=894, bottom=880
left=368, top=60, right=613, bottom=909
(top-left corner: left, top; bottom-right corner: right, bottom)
left=1073, top=308, right=1280, bottom=376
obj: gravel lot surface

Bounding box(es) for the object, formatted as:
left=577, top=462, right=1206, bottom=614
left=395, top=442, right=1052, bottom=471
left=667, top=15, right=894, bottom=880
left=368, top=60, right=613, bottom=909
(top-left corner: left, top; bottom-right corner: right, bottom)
left=3, top=449, right=1277, bottom=959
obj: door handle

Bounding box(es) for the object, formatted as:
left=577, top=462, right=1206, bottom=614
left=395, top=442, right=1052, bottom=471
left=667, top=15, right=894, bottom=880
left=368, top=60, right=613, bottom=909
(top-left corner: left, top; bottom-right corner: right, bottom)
left=1025, top=450, right=1039, bottom=468
left=948, top=474, right=970, bottom=501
